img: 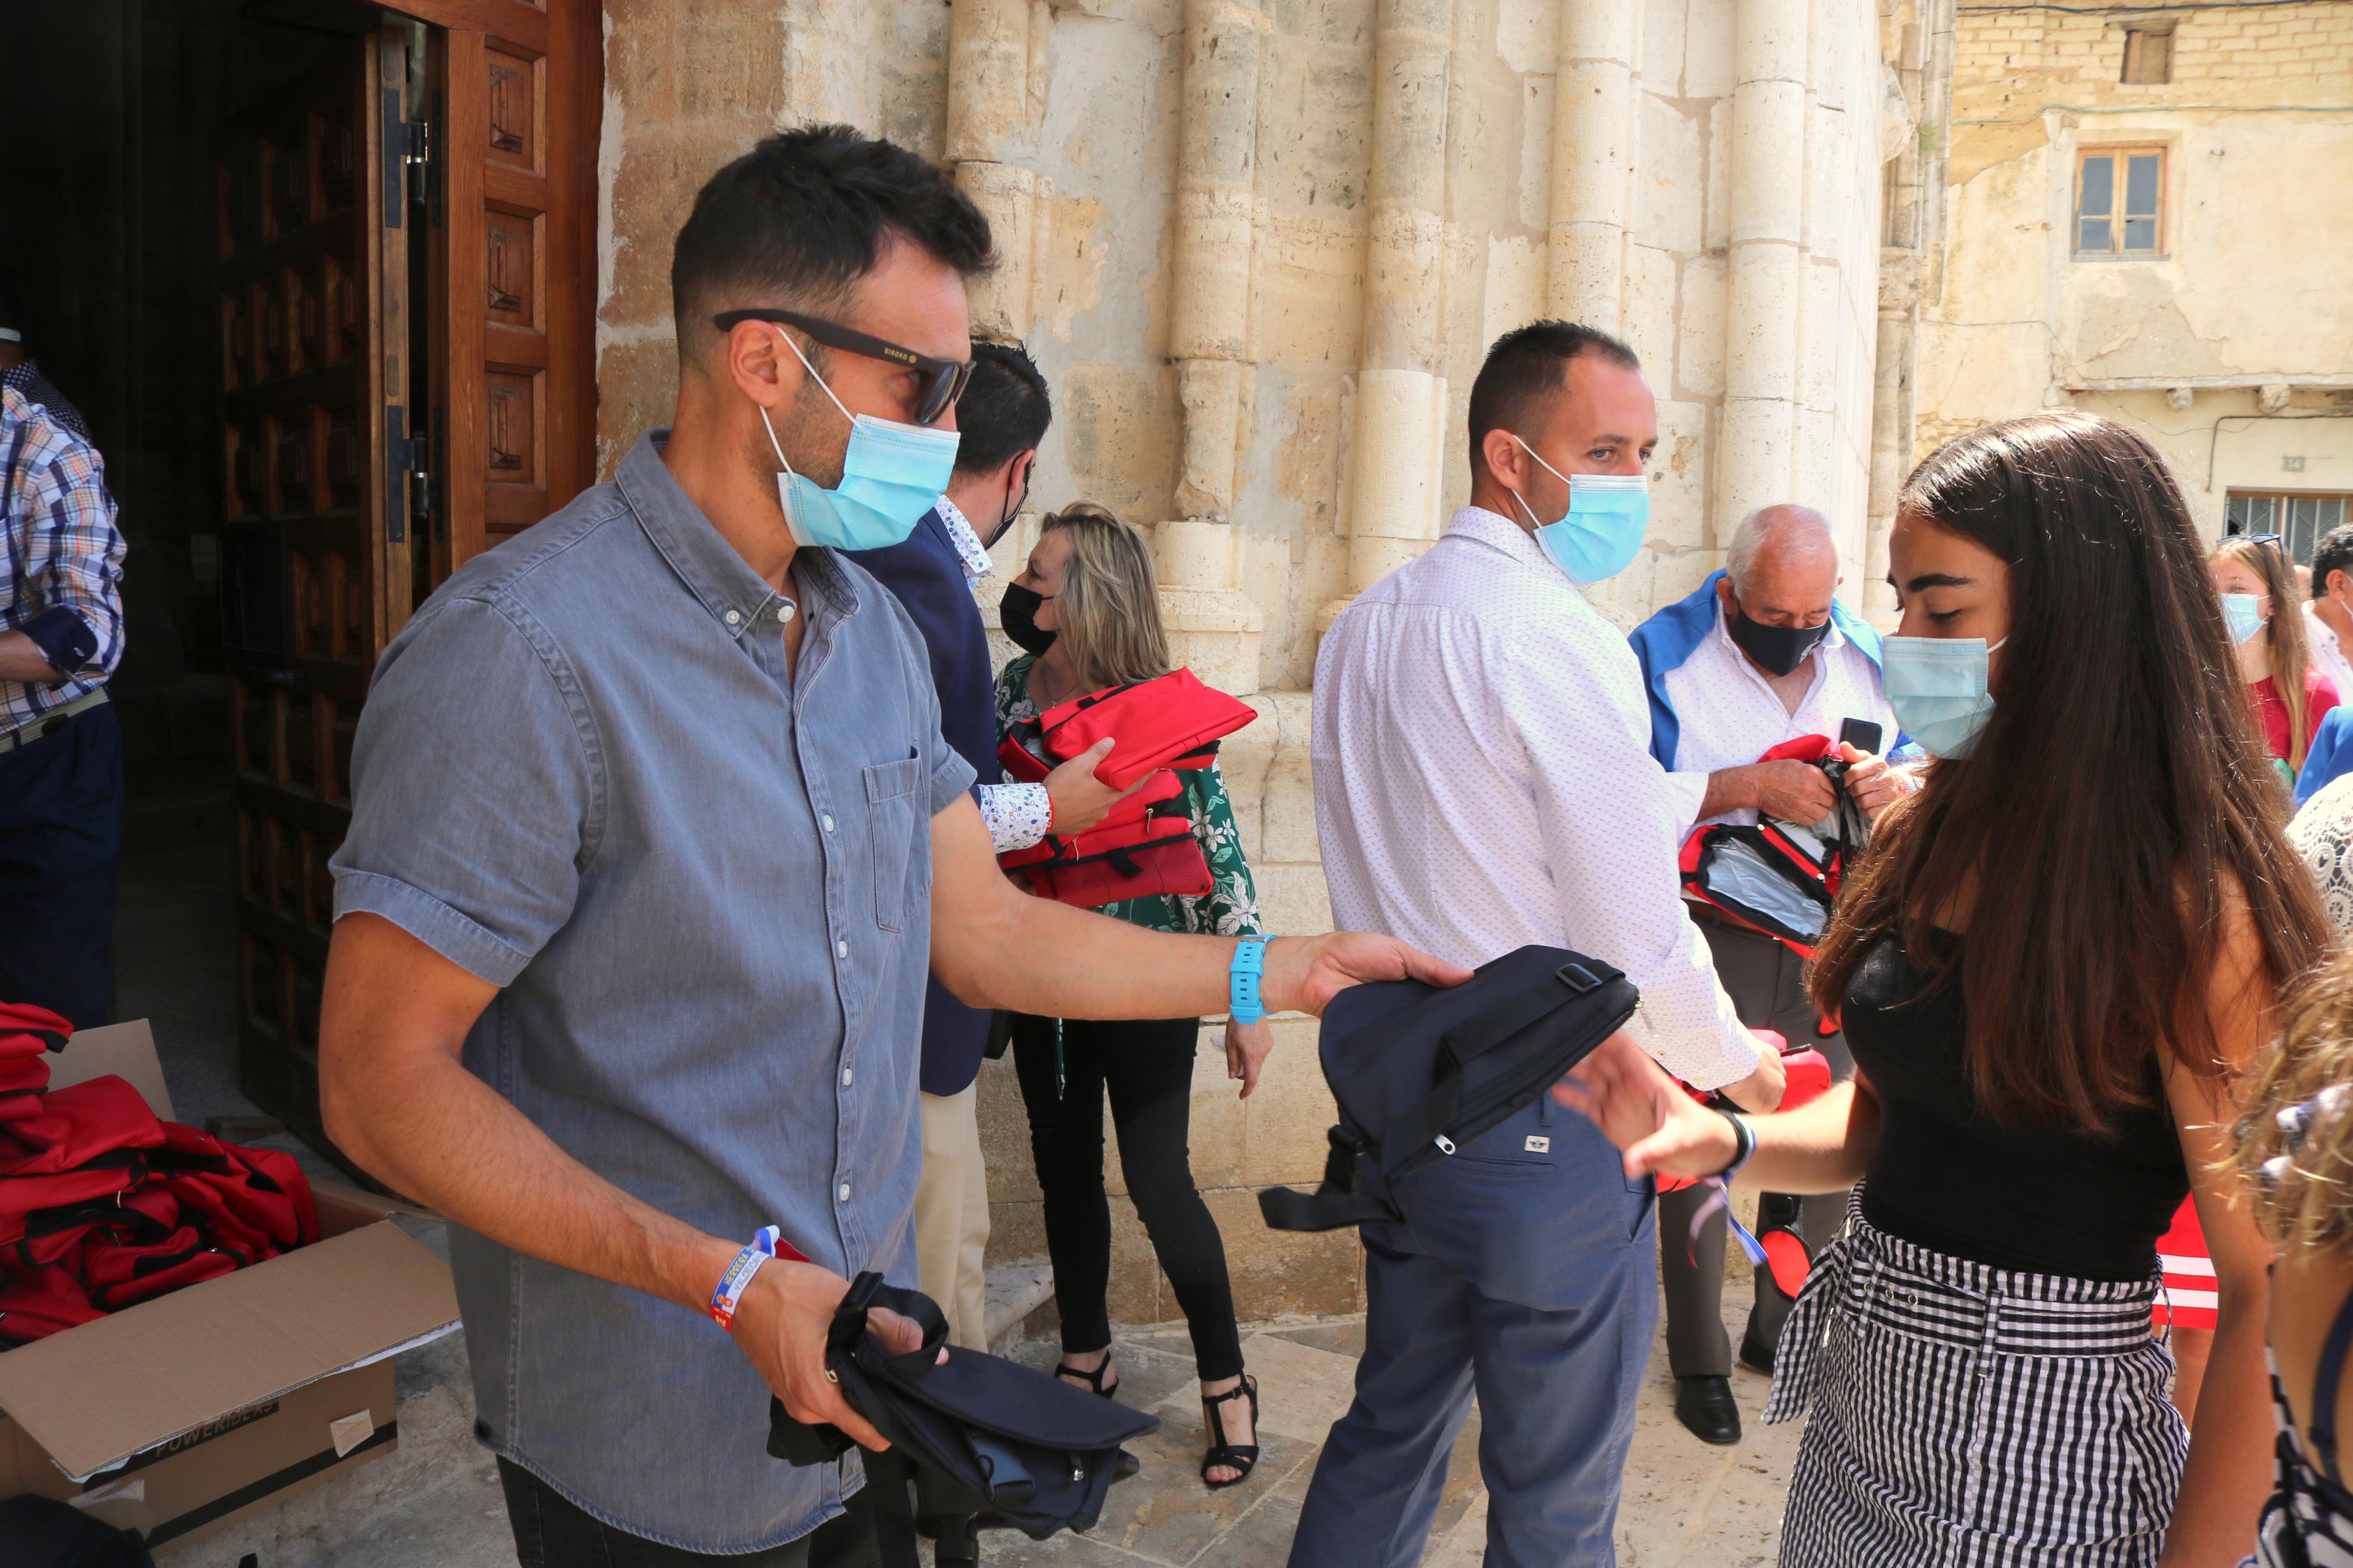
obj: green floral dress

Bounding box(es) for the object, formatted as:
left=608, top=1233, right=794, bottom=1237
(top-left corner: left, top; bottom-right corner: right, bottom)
left=995, top=654, right=1262, bottom=937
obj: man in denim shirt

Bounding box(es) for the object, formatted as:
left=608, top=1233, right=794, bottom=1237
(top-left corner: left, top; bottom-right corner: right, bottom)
left=319, top=127, right=1460, bottom=1567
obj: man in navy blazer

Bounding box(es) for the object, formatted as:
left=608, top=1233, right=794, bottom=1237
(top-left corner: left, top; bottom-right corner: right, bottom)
left=845, top=340, right=1128, bottom=1347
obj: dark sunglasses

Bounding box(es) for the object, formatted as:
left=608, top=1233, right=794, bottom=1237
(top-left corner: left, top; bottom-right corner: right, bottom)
left=2233, top=530, right=2285, bottom=553
left=712, top=308, right=973, bottom=427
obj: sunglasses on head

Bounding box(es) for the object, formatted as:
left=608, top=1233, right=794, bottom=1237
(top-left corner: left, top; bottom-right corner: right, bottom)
left=2234, top=531, right=2285, bottom=553
left=712, top=308, right=974, bottom=427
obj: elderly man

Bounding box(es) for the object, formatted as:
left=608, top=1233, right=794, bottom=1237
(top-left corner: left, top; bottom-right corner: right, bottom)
left=1627, top=503, right=1903, bottom=1445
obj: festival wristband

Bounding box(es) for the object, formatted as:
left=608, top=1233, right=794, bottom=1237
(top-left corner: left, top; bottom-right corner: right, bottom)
left=709, top=1225, right=809, bottom=1331
left=1712, top=1107, right=1757, bottom=1181
left=1229, top=934, right=1270, bottom=1025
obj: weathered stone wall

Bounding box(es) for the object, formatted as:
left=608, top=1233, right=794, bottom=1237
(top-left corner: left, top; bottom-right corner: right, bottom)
left=594, top=0, right=1898, bottom=1322
left=1917, top=0, right=2353, bottom=536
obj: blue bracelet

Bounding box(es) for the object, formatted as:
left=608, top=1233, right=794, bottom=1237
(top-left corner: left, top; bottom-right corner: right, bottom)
left=1230, top=935, right=1270, bottom=1025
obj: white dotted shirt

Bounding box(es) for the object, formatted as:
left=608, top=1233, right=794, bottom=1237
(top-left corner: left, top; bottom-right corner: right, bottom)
left=1660, top=599, right=1901, bottom=833
left=1312, top=507, right=1759, bottom=1090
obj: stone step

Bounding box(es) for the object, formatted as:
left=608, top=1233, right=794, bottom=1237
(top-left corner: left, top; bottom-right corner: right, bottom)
left=984, top=1259, right=1056, bottom=1353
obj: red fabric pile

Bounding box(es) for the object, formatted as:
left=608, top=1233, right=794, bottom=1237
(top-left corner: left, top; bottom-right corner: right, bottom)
left=0, top=1004, right=320, bottom=1347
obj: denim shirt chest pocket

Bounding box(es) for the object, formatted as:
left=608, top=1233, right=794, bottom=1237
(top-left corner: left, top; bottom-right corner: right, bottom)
left=863, top=751, right=926, bottom=931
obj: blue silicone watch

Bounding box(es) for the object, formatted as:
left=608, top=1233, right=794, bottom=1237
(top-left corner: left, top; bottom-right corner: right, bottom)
left=1229, top=935, right=1270, bottom=1025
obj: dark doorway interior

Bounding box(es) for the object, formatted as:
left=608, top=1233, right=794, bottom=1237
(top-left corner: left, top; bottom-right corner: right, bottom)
left=3, top=0, right=404, bottom=1167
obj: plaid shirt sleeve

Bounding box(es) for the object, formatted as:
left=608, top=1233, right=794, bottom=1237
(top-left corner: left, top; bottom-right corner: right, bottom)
left=2, top=389, right=126, bottom=720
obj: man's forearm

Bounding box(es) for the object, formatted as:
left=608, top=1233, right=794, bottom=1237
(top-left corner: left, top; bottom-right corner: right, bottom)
left=332, top=1046, right=734, bottom=1314
left=0, top=630, right=66, bottom=684
left=941, top=886, right=1245, bottom=1019
left=1697, top=766, right=1757, bottom=820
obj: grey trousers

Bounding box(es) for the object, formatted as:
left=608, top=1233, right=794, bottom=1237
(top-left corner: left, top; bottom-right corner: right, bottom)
left=1660, top=918, right=1852, bottom=1379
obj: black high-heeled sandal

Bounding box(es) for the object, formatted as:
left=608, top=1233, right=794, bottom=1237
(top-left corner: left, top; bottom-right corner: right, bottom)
left=1199, top=1374, right=1259, bottom=1490
left=1055, top=1355, right=1118, bottom=1399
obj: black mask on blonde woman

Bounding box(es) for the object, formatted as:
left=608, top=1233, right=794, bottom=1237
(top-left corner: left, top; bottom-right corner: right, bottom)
left=999, top=582, right=1056, bottom=656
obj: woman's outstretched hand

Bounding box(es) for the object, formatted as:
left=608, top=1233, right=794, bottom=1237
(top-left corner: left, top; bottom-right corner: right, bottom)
left=1226, top=1017, right=1275, bottom=1099
left=1550, top=1032, right=1742, bottom=1181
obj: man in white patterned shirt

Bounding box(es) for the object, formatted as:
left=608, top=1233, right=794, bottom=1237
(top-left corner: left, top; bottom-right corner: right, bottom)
left=1297, top=323, right=1781, bottom=1568
left=845, top=339, right=1137, bottom=1347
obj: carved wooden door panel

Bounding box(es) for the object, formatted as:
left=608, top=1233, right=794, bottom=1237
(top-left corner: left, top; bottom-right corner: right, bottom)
left=218, top=30, right=416, bottom=1161
left=428, top=0, right=598, bottom=578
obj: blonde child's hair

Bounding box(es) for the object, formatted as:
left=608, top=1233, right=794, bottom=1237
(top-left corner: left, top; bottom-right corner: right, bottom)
left=2237, top=947, right=2353, bottom=1254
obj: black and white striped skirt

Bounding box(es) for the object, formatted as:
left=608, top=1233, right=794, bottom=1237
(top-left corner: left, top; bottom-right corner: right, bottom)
left=1763, top=1193, right=2188, bottom=1567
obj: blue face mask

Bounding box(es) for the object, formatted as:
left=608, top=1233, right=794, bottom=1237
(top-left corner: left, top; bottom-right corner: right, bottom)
left=2221, top=592, right=2268, bottom=647
left=760, top=327, right=961, bottom=552
left=1506, top=435, right=1650, bottom=585
left=1882, top=634, right=2008, bottom=760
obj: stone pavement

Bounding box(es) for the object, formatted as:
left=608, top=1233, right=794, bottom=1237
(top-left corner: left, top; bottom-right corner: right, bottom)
left=160, top=1262, right=1793, bottom=1566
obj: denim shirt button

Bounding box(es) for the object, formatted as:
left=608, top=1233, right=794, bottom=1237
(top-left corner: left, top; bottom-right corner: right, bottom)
left=836, top=939, right=849, bottom=959
left=822, top=814, right=835, bottom=833
left=723, top=609, right=741, bottom=626
left=837, top=1182, right=851, bottom=1203
left=841, top=1067, right=853, bottom=1087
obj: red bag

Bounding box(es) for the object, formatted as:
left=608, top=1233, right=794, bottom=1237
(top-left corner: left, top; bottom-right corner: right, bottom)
left=0, top=1004, right=70, bottom=1096
left=1034, top=670, right=1257, bottom=791
left=996, top=738, right=1190, bottom=835
left=0, top=1264, right=103, bottom=1345
left=0, top=1164, right=142, bottom=1249
left=9, top=1184, right=180, bottom=1268
left=152, top=1123, right=318, bottom=1254
left=75, top=1225, right=242, bottom=1310
left=1002, top=810, right=1213, bottom=909
left=0, top=1075, right=166, bottom=1176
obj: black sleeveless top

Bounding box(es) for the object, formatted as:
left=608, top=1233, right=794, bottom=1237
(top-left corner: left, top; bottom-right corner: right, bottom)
left=1843, top=931, right=2190, bottom=1281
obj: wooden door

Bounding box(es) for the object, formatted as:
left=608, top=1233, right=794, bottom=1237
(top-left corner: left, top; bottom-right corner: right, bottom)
left=219, top=29, right=416, bottom=1158
left=424, top=0, right=599, bottom=579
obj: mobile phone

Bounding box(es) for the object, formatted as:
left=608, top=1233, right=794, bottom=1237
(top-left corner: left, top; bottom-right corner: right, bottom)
left=1838, top=718, right=1883, bottom=755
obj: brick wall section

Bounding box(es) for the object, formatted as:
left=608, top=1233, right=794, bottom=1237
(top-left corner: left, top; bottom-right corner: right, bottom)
left=1954, top=0, right=2353, bottom=105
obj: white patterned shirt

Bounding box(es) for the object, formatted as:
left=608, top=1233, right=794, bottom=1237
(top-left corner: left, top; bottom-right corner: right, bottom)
left=934, top=495, right=1050, bottom=851
left=1312, top=507, right=1759, bottom=1091
left=1659, top=596, right=1902, bottom=833
left=2307, top=603, right=2353, bottom=705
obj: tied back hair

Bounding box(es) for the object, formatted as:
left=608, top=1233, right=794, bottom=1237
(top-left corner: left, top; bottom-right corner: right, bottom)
left=2238, top=948, right=2353, bottom=1257
left=1809, top=411, right=2328, bottom=1130
left=1040, top=503, right=1169, bottom=692
left=2213, top=534, right=2317, bottom=771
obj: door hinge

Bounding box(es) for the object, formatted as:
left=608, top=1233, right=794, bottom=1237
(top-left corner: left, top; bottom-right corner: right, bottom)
left=404, top=117, right=433, bottom=213
left=385, top=407, right=430, bottom=544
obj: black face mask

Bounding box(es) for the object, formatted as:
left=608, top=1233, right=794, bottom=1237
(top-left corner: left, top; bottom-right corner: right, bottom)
left=1727, top=600, right=1832, bottom=677
left=999, top=581, right=1057, bottom=656
left=982, top=463, right=1030, bottom=553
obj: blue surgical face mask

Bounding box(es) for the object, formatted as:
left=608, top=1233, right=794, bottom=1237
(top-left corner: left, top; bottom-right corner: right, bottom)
left=760, top=327, right=961, bottom=552
left=1882, top=634, right=2008, bottom=760
left=1505, top=435, right=1650, bottom=585
left=2221, top=592, right=2268, bottom=648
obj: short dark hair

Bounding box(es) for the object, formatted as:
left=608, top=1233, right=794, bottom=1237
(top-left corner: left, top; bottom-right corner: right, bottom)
left=953, top=341, right=1052, bottom=476
left=2314, top=525, right=2353, bottom=599
left=1466, top=321, right=1640, bottom=477
left=670, top=125, right=995, bottom=353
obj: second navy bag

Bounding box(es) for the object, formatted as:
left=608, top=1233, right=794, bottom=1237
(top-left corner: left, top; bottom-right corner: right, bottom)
left=1257, top=944, right=1639, bottom=1233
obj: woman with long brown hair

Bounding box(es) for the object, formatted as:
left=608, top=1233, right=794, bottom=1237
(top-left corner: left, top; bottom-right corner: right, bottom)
left=1556, top=411, right=2326, bottom=1565
left=2213, top=535, right=2340, bottom=789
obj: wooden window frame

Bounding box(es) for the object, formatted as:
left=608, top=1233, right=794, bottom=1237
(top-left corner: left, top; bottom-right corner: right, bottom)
left=2073, top=145, right=2169, bottom=259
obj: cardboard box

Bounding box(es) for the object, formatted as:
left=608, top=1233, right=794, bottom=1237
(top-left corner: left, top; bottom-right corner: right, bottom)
left=0, top=1022, right=460, bottom=1552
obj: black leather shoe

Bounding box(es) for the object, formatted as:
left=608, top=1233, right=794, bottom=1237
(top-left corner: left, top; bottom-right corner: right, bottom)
left=1738, top=1325, right=1777, bottom=1376
left=1674, top=1375, right=1742, bottom=1445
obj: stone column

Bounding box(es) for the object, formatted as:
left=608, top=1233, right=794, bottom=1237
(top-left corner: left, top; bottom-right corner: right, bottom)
left=946, top=0, right=1040, bottom=342
left=1716, top=0, right=1811, bottom=529
left=1156, top=0, right=1267, bottom=695
left=779, top=0, right=871, bottom=127
left=1548, top=0, right=1641, bottom=330
left=1322, top=0, right=1453, bottom=631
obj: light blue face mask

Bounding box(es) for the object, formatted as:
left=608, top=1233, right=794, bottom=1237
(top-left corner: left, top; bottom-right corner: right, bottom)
left=1506, top=435, right=1650, bottom=585
left=760, top=327, right=960, bottom=552
left=2221, top=592, right=2268, bottom=648
left=1882, top=634, right=2008, bottom=760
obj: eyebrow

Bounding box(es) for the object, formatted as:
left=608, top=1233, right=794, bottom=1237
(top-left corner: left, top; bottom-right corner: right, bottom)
left=1893, top=572, right=1975, bottom=592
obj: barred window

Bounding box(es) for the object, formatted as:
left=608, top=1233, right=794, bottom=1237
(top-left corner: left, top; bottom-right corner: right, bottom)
left=2229, top=493, right=2353, bottom=566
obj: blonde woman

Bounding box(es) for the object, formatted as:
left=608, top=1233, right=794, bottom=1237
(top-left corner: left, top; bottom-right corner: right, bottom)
left=994, top=503, right=1270, bottom=1489
left=2236, top=951, right=2353, bottom=1564
left=2214, top=536, right=2340, bottom=786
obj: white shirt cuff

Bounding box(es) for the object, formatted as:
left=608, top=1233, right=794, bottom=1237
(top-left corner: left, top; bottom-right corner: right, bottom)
left=1665, top=770, right=1712, bottom=836
left=977, top=782, right=1052, bottom=853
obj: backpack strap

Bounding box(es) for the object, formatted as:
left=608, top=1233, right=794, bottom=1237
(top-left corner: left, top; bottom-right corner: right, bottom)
left=1382, top=960, right=1619, bottom=1175
left=1257, top=1127, right=1400, bottom=1232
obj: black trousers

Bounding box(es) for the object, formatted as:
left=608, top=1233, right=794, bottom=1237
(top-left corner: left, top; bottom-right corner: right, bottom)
left=1010, top=1014, right=1244, bottom=1382
left=498, top=1458, right=883, bottom=1566
left=1660, top=918, right=1852, bottom=1379
left=0, top=702, right=120, bottom=1030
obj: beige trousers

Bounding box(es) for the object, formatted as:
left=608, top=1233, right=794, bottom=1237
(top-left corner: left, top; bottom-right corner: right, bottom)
left=914, top=1083, right=991, bottom=1350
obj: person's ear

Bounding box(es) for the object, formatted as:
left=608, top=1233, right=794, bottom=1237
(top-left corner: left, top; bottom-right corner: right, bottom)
left=726, top=322, right=800, bottom=413
left=1481, top=428, right=1525, bottom=493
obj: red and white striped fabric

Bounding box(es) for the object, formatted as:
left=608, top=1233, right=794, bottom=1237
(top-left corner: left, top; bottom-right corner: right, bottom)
left=2151, top=1196, right=2216, bottom=1331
